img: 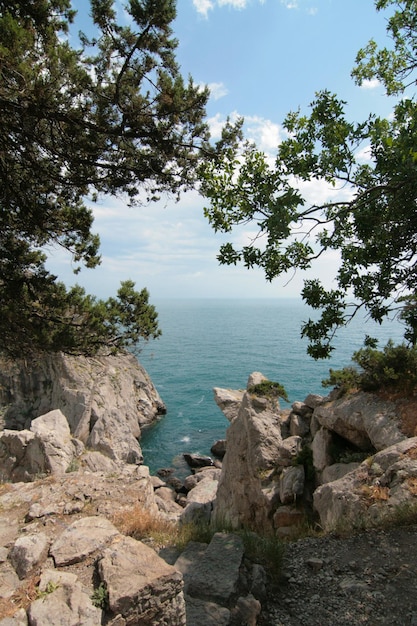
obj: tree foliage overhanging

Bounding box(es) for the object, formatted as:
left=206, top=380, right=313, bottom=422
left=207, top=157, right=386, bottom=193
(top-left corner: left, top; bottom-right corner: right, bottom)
left=0, top=0, right=222, bottom=358
left=200, top=0, right=417, bottom=359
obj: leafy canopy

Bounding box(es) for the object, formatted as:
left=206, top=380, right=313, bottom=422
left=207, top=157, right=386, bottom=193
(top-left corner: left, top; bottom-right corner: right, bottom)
left=200, top=0, right=417, bottom=358
left=0, top=0, right=219, bottom=357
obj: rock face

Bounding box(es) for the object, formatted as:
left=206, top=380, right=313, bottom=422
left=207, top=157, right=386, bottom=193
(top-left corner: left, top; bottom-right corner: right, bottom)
left=213, top=373, right=417, bottom=535
left=213, top=374, right=291, bottom=533
left=0, top=352, right=165, bottom=468
left=314, top=436, right=417, bottom=531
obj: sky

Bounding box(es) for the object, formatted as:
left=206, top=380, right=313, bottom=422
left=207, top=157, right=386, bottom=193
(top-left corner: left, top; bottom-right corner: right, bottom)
left=47, top=0, right=396, bottom=301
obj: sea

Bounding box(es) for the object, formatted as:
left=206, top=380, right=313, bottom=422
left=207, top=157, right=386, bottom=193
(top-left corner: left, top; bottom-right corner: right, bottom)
left=138, top=298, right=405, bottom=476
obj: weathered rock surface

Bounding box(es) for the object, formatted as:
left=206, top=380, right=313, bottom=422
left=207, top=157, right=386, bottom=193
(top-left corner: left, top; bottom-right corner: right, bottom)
left=212, top=387, right=244, bottom=423
left=0, top=352, right=165, bottom=465
left=28, top=569, right=102, bottom=626
left=314, top=391, right=407, bottom=451
left=213, top=372, right=417, bottom=537
left=213, top=376, right=289, bottom=533
left=314, top=437, right=417, bottom=531
left=98, top=534, right=186, bottom=625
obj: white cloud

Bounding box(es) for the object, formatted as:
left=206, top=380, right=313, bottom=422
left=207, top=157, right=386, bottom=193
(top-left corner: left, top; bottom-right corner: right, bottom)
left=193, top=0, right=214, bottom=18
left=193, top=0, right=266, bottom=15
left=355, top=144, right=373, bottom=162
left=245, top=115, right=282, bottom=153
left=218, top=0, right=248, bottom=8
left=359, top=78, right=381, bottom=90
left=208, top=82, right=229, bottom=100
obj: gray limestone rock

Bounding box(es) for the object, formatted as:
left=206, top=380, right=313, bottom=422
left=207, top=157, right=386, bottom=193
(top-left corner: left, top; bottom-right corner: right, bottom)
left=314, top=391, right=406, bottom=451
left=186, top=533, right=244, bottom=607
left=314, top=436, right=417, bottom=531
left=213, top=386, right=284, bottom=532
left=0, top=561, right=20, bottom=599
left=98, top=534, right=186, bottom=625
left=87, top=411, right=143, bottom=464
left=0, top=352, right=164, bottom=467
left=50, top=516, right=119, bottom=566
left=28, top=569, right=102, bottom=626
left=30, top=409, right=82, bottom=475
left=9, top=532, right=49, bottom=579
left=212, top=387, right=245, bottom=423
left=279, top=465, right=305, bottom=504
left=185, top=596, right=230, bottom=626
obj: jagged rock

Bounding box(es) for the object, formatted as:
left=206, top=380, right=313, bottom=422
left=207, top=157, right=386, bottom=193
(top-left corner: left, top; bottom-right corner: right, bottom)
left=155, top=486, right=177, bottom=502
left=247, top=372, right=268, bottom=388
left=98, top=534, right=186, bottom=625
left=186, top=533, right=244, bottom=607
left=213, top=388, right=283, bottom=532
left=184, top=596, right=230, bottom=626
left=30, top=409, right=83, bottom=475
left=212, top=388, right=245, bottom=423
left=80, top=450, right=119, bottom=473
left=155, top=495, right=184, bottom=521
left=289, top=413, right=310, bottom=437
left=50, top=516, right=119, bottom=566
left=314, top=437, right=417, bottom=531
left=183, top=453, right=214, bottom=469
left=174, top=541, right=208, bottom=593
left=277, top=435, right=303, bottom=466
left=211, top=439, right=227, bottom=459
left=233, top=594, right=261, bottom=626
left=28, top=569, right=102, bottom=626
left=0, top=351, right=165, bottom=464
left=291, top=401, right=313, bottom=418
left=321, top=462, right=361, bottom=484
left=87, top=411, right=143, bottom=464
left=279, top=465, right=305, bottom=504
left=183, top=468, right=222, bottom=492
left=304, top=393, right=325, bottom=409
left=314, top=391, right=407, bottom=451
left=0, top=430, right=44, bottom=482
left=150, top=475, right=166, bottom=489
left=180, top=477, right=218, bottom=525
left=312, top=427, right=333, bottom=472
left=9, top=532, right=49, bottom=579
left=273, top=505, right=305, bottom=529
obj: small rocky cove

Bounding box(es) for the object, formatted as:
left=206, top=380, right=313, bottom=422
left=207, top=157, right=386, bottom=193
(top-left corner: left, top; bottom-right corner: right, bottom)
left=0, top=353, right=416, bottom=625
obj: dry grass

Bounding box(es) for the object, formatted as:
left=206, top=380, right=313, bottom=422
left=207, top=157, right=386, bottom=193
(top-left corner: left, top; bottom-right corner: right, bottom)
left=111, top=504, right=178, bottom=547
left=359, top=484, right=390, bottom=503
left=406, top=477, right=417, bottom=496
left=405, top=446, right=417, bottom=460
left=0, top=574, right=40, bottom=619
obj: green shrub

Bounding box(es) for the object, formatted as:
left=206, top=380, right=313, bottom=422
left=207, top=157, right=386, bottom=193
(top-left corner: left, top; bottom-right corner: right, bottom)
left=91, top=583, right=109, bottom=610
left=248, top=380, right=289, bottom=403
left=322, top=340, right=417, bottom=395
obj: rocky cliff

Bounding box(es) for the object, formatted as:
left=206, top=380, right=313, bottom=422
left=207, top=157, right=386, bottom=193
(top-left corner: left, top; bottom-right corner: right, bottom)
left=213, top=372, right=417, bottom=536
left=0, top=351, right=166, bottom=466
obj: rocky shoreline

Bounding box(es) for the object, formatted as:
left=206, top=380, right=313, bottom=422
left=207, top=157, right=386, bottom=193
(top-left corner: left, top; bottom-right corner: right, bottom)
left=0, top=353, right=416, bottom=624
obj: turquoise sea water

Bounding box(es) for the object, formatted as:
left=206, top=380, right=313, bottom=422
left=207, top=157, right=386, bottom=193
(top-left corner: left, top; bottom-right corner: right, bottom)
left=138, top=298, right=405, bottom=475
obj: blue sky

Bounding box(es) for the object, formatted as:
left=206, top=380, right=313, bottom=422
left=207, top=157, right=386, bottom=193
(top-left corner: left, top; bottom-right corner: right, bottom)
left=47, top=0, right=395, bottom=300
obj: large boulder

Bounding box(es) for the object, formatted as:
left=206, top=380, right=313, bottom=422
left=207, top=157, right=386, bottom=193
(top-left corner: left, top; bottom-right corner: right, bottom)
left=0, top=410, right=84, bottom=481
left=314, top=437, right=417, bottom=531
left=28, top=569, right=102, bottom=626
left=98, top=534, right=186, bottom=625
left=314, top=391, right=407, bottom=451
left=213, top=383, right=284, bottom=533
